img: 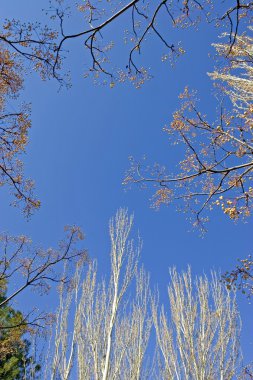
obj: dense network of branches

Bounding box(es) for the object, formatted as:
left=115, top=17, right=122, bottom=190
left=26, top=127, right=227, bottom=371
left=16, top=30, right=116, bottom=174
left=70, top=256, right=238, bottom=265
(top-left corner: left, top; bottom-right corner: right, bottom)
left=43, top=210, right=241, bottom=380
left=152, top=268, right=241, bottom=380
left=45, top=210, right=152, bottom=380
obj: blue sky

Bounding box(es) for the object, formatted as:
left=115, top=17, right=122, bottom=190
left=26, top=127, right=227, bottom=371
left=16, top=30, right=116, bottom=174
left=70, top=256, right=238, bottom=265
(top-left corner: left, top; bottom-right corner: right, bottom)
left=2, top=0, right=253, bottom=365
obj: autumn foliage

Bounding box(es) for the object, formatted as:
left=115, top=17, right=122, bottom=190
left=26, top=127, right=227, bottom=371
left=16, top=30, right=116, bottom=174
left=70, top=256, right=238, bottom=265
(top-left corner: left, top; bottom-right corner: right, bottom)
left=125, top=27, right=253, bottom=230
left=0, top=45, right=40, bottom=216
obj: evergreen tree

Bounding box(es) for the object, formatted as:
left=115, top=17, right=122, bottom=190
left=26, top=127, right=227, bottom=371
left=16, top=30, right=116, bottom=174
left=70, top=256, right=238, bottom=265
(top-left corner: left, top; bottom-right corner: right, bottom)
left=0, top=280, right=40, bottom=379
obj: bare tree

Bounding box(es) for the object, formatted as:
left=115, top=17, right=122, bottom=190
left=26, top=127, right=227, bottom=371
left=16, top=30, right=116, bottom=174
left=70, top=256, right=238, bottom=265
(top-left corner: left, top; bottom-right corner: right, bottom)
left=44, top=214, right=244, bottom=380
left=152, top=267, right=241, bottom=380
left=0, top=226, right=87, bottom=312
left=125, top=26, right=253, bottom=230
left=46, top=209, right=152, bottom=380
left=0, top=227, right=87, bottom=378
left=1, top=2, right=253, bottom=86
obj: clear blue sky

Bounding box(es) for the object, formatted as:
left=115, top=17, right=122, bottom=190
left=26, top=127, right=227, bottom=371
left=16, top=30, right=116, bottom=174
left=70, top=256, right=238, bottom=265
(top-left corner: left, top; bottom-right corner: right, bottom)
left=2, top=0, right=253, bottom=365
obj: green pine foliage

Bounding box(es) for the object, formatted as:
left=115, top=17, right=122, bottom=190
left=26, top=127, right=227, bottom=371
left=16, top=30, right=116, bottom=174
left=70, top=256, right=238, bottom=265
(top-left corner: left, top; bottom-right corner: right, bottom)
left=0, top=280, right=40, bottom=379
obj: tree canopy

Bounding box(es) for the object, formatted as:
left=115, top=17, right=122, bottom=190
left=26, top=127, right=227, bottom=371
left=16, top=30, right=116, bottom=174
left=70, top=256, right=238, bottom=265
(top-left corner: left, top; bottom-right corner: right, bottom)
left=0, top=1, right=253, bottom=378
